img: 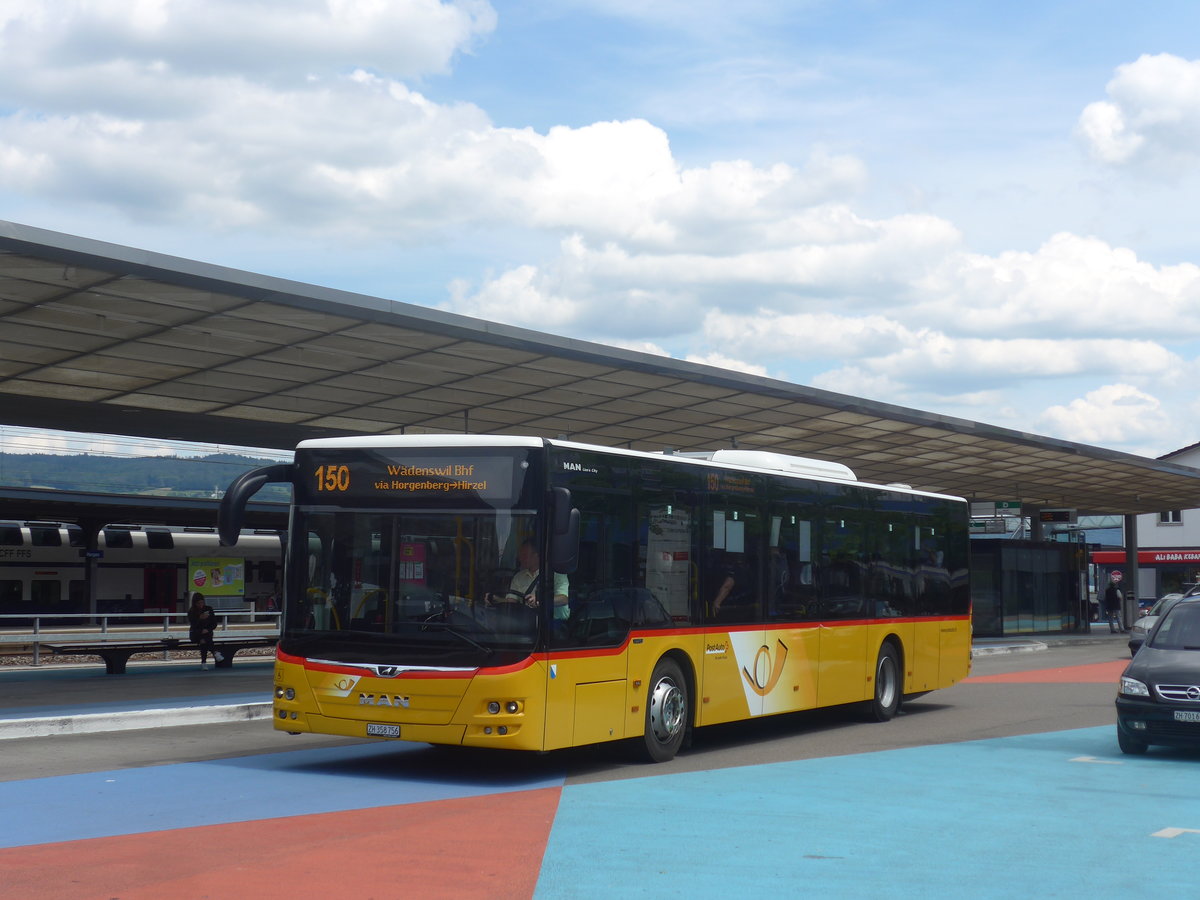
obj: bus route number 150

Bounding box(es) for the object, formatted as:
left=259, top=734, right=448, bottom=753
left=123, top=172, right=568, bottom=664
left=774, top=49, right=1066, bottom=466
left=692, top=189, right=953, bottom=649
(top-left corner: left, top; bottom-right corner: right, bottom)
left=314, top=465, right=351, bottom=492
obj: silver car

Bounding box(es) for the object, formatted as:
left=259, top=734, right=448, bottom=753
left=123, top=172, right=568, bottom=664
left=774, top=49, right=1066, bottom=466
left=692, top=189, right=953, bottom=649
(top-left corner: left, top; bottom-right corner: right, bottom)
left=1129, top=591, right=1200, bottom=656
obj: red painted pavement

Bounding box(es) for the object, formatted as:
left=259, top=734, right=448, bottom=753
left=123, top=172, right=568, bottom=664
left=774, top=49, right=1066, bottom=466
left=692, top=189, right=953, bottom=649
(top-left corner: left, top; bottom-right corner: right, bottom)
left=1, top=786, right=562, bottom=900
left=966, top=659, right=1128, bottom=684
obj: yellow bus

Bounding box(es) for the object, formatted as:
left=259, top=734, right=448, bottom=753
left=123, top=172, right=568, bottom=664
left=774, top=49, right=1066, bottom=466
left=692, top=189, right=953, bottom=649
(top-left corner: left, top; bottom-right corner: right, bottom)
left=219, top=435, right=971, bottom=762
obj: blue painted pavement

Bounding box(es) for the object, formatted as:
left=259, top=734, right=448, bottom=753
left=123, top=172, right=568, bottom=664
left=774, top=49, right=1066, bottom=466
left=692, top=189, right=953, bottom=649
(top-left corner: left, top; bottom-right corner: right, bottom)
left=535, top=726, right=1200, bottom=898
left=1, top=742, right=564, bottom=848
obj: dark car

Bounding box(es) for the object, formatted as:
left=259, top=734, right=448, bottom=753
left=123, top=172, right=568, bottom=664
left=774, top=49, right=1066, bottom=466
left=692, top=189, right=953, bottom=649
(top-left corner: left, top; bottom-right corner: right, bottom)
left=1116, top=600, right=1200, bottom=754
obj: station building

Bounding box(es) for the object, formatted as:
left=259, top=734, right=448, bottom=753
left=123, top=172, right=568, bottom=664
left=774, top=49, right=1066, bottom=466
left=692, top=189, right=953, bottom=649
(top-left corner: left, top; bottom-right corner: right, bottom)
left=1091, top=442, right=1200, bottom=603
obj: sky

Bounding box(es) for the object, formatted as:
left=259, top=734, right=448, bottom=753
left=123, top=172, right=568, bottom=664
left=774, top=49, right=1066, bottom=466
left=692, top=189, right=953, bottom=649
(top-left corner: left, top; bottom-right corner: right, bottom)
left=3, top=0, right=1200, bottom=460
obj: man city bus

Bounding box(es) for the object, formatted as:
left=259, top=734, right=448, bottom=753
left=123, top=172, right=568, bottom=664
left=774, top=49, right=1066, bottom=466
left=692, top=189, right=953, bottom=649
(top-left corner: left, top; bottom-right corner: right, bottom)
left=219, top=435, right=971, bottom=762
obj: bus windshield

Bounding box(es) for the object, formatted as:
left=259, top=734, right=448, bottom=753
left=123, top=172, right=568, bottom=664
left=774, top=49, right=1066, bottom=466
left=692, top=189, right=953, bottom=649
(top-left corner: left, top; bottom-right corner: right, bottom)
left=283, top=508, right=541, bottom=667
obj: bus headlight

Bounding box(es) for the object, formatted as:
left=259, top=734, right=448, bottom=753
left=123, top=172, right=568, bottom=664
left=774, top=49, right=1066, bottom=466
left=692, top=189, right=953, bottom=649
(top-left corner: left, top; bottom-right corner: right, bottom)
left=505, top=701, right=520, bottom=714
left=487, top=701, right=501, bottom=715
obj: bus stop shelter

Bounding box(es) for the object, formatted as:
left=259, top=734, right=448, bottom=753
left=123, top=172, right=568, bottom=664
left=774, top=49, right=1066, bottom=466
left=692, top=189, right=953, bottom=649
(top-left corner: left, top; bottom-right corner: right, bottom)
left=1, top=219, right=1198, bottom=632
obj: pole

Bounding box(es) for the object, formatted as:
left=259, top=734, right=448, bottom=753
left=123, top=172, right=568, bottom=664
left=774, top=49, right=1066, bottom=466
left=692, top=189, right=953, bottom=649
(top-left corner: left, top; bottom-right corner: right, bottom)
left=1123, top=514, right=1139, bottom=631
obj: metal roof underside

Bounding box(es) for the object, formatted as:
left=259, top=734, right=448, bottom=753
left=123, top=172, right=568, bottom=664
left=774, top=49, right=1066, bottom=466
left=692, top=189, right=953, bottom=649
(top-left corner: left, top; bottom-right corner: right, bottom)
left=1, top=219, right=1198, bottom=516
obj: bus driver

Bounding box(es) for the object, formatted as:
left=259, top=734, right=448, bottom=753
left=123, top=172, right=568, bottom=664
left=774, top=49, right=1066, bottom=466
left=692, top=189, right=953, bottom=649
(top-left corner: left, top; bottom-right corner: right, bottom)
left=490, top=538, right=569, bottom=620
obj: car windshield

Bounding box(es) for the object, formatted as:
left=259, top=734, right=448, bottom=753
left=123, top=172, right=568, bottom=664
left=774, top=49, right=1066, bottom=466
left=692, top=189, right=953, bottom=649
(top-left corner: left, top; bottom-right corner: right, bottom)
left=1148, top=602, right=1200, bottom=651
left=1146, top=595, right=1181, bottom=617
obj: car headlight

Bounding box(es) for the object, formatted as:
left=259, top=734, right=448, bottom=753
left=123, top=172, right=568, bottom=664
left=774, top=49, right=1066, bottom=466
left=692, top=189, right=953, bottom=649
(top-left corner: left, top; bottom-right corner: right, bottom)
left=1120, top=676, right=1150, bottom=697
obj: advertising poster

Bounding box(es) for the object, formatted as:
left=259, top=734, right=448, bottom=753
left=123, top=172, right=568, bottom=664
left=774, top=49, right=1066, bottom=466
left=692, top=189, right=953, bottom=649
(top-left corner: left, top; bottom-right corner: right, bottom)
left=188, top=557, right=246, bottom=598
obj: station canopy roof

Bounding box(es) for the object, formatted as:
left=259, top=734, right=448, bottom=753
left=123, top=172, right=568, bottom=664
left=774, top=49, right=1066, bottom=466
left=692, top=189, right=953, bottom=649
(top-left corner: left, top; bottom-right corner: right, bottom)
left=2, top=219, right=1199, bottom=517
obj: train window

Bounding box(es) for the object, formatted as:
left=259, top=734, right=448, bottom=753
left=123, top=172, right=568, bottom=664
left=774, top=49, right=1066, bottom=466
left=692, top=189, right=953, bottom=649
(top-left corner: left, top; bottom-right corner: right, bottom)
left=254, top=561, right=278, bottom=583
left=0, top=580, right=21, bottom=607
left=31, top=580, right=62, bottom=606
left=29, top=526, right=62, bottom=547
left=0, top=524, right=21, bottom=546
left=66, top=527, right=85, bottom=548
left=103, top=528, right=134, bottom=549
left=146, top=530, right=175, bottom=550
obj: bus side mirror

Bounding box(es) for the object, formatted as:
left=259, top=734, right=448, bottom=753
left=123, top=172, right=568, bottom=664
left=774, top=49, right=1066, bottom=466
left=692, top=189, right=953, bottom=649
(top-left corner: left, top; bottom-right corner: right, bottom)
left=550, top=487, right=580, bottom=574
left=218, top=463, right=293, bottom=546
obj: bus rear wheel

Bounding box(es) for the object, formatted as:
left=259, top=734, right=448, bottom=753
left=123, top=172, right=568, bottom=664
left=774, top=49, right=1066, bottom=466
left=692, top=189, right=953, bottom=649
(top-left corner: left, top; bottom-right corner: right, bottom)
left=641, top=657, right=689, bottom=762
left=870, top=642, right=902, bottom=722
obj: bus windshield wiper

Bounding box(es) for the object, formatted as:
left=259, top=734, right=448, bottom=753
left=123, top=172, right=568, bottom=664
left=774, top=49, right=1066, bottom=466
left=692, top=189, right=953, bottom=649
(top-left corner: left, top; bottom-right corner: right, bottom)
left=421, top=619, right=494, bottom=656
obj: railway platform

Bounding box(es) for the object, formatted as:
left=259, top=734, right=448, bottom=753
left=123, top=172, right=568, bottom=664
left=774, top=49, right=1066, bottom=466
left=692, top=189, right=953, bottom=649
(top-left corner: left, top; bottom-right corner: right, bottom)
left=0, top=657, right=274, bottom=740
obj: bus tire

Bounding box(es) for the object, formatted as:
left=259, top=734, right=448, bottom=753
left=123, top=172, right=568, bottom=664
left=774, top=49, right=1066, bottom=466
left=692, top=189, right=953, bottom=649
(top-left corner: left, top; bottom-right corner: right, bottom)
left=870, top=641, right=902, bottom=722
left=641, top=657, right=689, bottom=762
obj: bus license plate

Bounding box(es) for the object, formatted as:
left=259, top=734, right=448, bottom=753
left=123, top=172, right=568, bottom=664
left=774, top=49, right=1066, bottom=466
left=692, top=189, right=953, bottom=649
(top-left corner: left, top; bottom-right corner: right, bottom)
left=367, top=723, right=401, bottom=738
left=1173, top=710, right=1200, bottom=723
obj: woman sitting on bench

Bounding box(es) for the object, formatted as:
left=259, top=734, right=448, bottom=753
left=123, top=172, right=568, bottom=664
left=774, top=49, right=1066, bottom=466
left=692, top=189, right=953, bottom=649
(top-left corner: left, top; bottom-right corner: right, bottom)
left=187, top=592, right=223, bottom=670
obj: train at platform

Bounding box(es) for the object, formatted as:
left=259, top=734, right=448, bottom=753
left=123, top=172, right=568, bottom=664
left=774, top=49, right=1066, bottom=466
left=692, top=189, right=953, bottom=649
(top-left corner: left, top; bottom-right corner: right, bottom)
left=0, top=520, right=282, bottom=619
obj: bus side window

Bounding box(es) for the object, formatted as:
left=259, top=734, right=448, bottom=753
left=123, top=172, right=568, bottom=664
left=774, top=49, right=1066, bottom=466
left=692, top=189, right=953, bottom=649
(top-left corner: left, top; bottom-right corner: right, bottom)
left=767, top=510, right=817, bottom=621
left=704, top=502, right=763, bottom=625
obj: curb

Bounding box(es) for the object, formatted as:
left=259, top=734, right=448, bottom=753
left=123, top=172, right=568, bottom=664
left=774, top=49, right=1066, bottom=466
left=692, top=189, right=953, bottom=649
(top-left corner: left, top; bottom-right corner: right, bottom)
left=0, top=702, right=272, bottom=741
left=971, top=641, right=1048, bottom=657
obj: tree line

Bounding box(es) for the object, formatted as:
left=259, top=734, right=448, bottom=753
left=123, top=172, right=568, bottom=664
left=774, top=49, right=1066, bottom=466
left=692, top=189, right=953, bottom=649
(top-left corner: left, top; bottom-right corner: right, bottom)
left=0, top=452, right=292, bottom=502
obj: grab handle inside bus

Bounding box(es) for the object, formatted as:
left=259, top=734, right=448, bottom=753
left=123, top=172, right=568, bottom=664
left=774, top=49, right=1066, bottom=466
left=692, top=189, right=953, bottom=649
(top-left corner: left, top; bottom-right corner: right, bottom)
left=550, top=487, right=580, bottom=574
left=219, top=463, right=293, bottom=546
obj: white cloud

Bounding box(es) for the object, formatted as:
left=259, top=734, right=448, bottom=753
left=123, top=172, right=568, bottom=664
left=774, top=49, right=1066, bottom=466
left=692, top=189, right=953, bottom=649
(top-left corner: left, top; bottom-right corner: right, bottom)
left=599, top=338, right=672, bottom=358
left=808, top=330, right=1184, bottom=402
left=0, top=0, right=495, bottom=92
left=703, top=310, right=915, bottom=360
left=447, top=264, right=583, bottom=330
left=919, top=233, right=1200, bottom=338
left=681, top=352, right=768, bottom=377
left=1077, top=53, right=1200, bottom=173
left=1037, top=384, right=1170, bottom=444
left=2, top=8, right=1200, bottom=461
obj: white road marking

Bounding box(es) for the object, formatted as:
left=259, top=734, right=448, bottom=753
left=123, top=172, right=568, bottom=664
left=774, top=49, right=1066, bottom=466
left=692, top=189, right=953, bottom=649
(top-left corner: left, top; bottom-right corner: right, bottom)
left=1152, top=827, right=1200, bottom=839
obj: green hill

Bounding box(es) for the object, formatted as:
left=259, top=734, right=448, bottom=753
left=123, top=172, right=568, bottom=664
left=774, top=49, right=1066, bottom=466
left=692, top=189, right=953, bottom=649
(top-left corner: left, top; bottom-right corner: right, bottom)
left=0, top=452, right=293, bottom=502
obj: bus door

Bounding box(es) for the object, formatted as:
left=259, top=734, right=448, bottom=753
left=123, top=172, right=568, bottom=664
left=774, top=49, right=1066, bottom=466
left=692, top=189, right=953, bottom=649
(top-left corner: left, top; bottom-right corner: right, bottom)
left=544, top=501, right=634, bottom=750
left=764, top=511, right=821, bottom=715
left=815, top=512, right=869, bottom=707
left=702, top=501, right=766, bottom=724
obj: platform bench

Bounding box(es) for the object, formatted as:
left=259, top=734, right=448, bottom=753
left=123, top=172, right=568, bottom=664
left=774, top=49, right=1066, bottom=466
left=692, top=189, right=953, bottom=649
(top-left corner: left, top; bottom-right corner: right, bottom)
left=43, top=636, right=277, bottom=674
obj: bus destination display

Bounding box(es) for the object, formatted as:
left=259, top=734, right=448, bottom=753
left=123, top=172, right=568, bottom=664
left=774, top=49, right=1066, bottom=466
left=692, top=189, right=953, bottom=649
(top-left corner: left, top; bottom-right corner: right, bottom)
left=302, top=452, right=514, bottom=503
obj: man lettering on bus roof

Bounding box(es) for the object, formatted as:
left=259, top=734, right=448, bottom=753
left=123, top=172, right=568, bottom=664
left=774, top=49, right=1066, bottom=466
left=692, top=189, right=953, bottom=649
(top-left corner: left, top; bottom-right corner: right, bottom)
left=491, top=538, right=569, bottom=620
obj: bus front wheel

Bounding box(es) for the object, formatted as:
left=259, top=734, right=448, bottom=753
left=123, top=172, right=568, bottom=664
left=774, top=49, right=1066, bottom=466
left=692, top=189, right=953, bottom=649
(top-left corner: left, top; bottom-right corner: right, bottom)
left=641, top=657, right=689, bottom=762
left=870, top=642, right=902, bottom=722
